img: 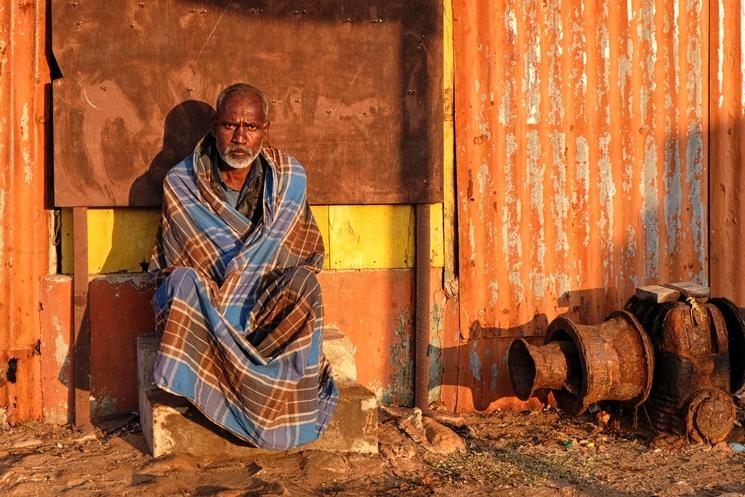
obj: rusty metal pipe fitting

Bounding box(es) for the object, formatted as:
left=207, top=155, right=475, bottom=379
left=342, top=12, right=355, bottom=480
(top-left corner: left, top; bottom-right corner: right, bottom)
left=508, top=339, right=578, bottom=400
left=508, top=311, right=654, bottom=415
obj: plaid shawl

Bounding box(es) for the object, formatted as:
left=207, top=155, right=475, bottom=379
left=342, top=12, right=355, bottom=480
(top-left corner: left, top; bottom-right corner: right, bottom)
left=149, top=134, right=338, bottom=449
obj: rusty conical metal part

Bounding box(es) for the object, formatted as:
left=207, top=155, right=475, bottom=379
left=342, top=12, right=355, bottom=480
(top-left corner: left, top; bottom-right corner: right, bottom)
left=508, top=311, right=655, bottom=415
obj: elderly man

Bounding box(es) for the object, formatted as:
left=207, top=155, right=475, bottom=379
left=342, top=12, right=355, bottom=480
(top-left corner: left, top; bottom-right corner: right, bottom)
left=148, top=83, right=338, bottom=449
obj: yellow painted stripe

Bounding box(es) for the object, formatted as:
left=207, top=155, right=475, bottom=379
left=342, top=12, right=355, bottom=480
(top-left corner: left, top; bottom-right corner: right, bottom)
left=61, top=204, right=442, bottom=274
left=61, top=208, right=160, bottom=274
left=443, top=0, right=457, bottom=290
left=329, top=205, right=414, bottom=269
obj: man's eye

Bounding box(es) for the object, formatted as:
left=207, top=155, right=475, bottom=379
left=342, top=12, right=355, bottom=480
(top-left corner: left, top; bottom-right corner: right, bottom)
left=246, top=125, right=258, bottom=131
left=222, top=123, right=238, bottom=130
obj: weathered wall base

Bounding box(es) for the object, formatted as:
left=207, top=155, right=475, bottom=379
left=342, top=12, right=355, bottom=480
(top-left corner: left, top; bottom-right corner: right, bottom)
left=39, top=269, right=451, bottom=422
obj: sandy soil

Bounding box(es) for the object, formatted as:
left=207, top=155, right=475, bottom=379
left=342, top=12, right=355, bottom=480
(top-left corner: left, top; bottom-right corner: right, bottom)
left=1, top=407, right=744, bottom=497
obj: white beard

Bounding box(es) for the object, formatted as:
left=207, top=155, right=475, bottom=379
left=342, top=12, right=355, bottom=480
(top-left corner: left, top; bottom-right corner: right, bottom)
left=218, top=144, right=262, bottom=169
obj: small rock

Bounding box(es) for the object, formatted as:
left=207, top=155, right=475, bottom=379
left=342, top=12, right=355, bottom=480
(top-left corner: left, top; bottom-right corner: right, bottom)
left=714, top=442, right=733, bottom=454
left=64, top=477, right=87, bottom=489
left=75, top=432, right=98, bottom=444
left=12, top=438, right=41, bottom=449
left=421, top=416, right=466, bottom=454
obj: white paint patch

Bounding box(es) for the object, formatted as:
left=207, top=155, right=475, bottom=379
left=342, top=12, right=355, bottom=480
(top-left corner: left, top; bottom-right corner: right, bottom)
left=508, top=270, right=525, bottom=303
left=597, top=133, right=616, bottom=242
left=499, top=80, right=513, bottom=125
left=575, top=136, right=590, bottom=248
left=488, top=280, right=498, bottom=305
left=502, top=134, right=521, bottom=259
left=505, top=8, right=518, bottom=37
left=741, top=1, right=745, bottom=110
left=530, top=272, right=545, bottom=298
left=21, top=103, right=32, bottom=184
left=719, top=0, right=725, bottom=108
left=479, top=122, right=491, bottom=142
left=550, top=132, right=569, bottom=254
left=54, top=325, right=67, bottom=368
left=625, top=224, right=636, bottom=259
left=477, top=162, right=490, bottom=196
left=642, top=135, right=659, bottom=278
left=527, top=131, right=545, bottom=266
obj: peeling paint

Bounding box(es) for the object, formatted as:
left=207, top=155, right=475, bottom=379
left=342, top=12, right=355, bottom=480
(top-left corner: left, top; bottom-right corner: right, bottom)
left=469, top=341, right=481, bottom=382
left=387, top=311, right=413, bottom=406
left=20, top=103, right=32, bottom=184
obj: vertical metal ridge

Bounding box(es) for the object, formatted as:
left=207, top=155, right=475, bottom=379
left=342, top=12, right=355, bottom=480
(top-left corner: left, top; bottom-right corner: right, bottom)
left=453, top=0, right=709, bottom=411
left=0, top=0, right=51, bottom=422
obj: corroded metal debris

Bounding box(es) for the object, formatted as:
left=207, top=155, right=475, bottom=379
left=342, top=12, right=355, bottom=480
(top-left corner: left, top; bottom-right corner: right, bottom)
left=508, top=285, right=745, bottom=444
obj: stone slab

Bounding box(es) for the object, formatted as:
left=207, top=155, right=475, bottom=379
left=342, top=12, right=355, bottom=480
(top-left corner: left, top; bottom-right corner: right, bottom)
left=137, top=333, right=377, bottom=457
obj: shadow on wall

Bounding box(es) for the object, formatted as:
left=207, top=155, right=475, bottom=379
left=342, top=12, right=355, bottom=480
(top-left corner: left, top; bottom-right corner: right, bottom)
left=99, top=100, right=214, bottom=274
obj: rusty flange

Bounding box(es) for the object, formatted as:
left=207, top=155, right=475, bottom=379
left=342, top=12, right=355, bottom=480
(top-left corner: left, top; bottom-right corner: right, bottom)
left=685, top=388, right=737, bottom=444
left=545, top=311, right=655, bottom=415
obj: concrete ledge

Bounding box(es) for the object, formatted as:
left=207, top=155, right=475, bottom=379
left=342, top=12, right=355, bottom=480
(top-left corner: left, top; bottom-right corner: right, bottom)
left=137, top=334, right=378, bottom=457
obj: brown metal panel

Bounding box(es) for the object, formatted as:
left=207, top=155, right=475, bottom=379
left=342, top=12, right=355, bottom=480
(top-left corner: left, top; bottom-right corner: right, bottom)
left=453, top=0, right=708, bottom=412
left=51, top=0, right=443, bottom=207
left=0, top=0, right=51, bottom=422
left=710, top=0, right=745, bottom=303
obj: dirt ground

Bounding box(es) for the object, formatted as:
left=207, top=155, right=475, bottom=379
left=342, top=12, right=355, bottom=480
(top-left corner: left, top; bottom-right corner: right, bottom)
left=1, top=406, right=745, bottom=497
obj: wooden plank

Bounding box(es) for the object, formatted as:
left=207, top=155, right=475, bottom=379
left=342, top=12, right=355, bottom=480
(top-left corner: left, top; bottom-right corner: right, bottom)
left=635, top=282, right=711, bottom=303
left=72, top=207, right=91, bottom=427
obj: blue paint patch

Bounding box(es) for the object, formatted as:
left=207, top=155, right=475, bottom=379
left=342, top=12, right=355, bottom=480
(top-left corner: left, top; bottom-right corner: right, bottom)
left=470, top=342, right=482, bottom=382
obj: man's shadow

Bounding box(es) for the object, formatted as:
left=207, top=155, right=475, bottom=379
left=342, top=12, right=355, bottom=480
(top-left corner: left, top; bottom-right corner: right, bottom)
left=79, top=101, right=214, bottom=424
left=130, top=100, right=215, bottom=206
left=98, top=100, right=215, bottom=274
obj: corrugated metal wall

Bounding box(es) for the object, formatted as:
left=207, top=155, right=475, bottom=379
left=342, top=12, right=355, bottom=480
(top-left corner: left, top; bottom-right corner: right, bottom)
left=0, top=0, right=51, bottom=423
left=452, top=0, right=709, bottom=411
left=711, top=0, right=745, bottom=302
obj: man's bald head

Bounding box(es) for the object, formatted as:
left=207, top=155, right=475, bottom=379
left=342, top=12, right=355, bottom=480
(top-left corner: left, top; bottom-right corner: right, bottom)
left=216, top=83, right=269, bottom=122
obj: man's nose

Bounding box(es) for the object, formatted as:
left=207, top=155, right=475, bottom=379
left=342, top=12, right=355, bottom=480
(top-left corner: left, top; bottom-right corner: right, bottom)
left=232, top=125, right=249, bottom=143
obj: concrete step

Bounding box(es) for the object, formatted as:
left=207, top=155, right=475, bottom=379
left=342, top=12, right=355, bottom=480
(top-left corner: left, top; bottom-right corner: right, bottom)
left=137, top=331, right=377, bottom=457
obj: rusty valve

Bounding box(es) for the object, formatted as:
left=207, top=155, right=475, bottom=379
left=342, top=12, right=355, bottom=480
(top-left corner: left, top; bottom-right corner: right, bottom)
left=508, top=311, right=655, bottom=416
left=626, top=297, right=737, bottom=444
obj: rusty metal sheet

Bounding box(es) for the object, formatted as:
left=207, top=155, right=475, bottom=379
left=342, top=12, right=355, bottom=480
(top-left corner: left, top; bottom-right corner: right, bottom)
left=710, top=0, right=745, bottom=303
left=453, top=0, right=708, bottom=412
left=0, top=0, right=51, bottom=423
left=51, top=0, right=443, bottom=207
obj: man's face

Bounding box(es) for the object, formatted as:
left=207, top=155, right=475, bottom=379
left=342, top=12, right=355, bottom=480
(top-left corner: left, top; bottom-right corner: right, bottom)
left=213, top=94, right=269, bottom=169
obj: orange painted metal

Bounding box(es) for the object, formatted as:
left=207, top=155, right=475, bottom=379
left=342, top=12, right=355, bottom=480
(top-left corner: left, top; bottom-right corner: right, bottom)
left=710, top=0, right=745, bottom=303
left=453, top=1, right=709, bottom=411
left=39, top=270, right=421, bottom=419
left=0, top=0, right=51, bottom=423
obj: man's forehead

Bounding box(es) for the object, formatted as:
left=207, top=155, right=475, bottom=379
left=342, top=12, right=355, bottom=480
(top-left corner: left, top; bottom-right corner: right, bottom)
left=219, top=94, right=263, bottom=114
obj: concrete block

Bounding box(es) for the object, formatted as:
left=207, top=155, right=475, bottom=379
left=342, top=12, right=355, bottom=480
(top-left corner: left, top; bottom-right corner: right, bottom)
left=137, top=332, right=378, bottom=457
left=322, top=326, right=357, bottom=382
